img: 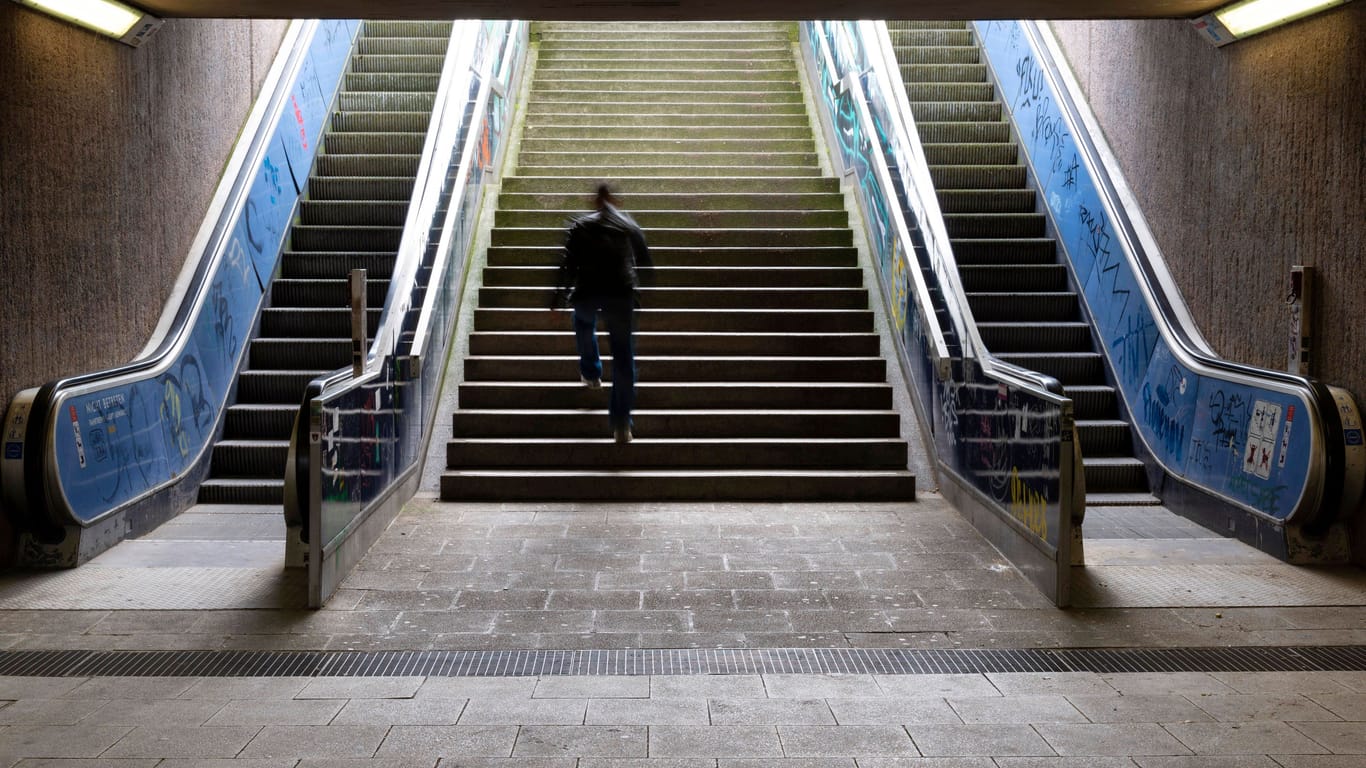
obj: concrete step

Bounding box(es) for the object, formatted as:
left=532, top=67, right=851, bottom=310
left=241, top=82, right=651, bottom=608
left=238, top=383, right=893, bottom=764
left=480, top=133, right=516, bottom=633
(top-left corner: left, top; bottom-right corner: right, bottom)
left=496, top=192, right=845, bottom=212
left=452, top=409, right=902, bottom=438
left=482, top=265, right=862, bottom=287
left=448, top=437, right=908, bottom=468
left=487, top=246, right=858, bottom=268
left=475, top=308, right=873, bottom=333
left=523, top=114, right=811, bottom=129
left=480, top=286, right=868, bottom=310
left=441, top=469, right=915, bottom=501
left=517, top=150, right=819, bottom=168
left=533, top=67, right=798, bottom=82
left=526, top=101, right=809, bottom=117
left=495, top=209, right=843, bottom=229
left=463, top=355, right=887, bottom=382
left=536, top=47, right=792, bottom=62
left=530, top=89, right=804, bottom=104
left=491, top=227, right=851, bottom=248
left=511, top=164, right=824, bottom=178
left=521, top=125, right=814, bottom=140
left=517, top=137, right=815, bottom=154
left=501, top=176, right=839, bottom=194
left=468, top=331, right=880, bottom=357
left=457, top=381, right=894, bottom=410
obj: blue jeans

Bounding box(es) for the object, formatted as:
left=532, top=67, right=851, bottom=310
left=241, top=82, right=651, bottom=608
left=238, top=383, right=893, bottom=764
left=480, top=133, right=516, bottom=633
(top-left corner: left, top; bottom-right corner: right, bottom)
left=572, top=298, right=637, bottom=429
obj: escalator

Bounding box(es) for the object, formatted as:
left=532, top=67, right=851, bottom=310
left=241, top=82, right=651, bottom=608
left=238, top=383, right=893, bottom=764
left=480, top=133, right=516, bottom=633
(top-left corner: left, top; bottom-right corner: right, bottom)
left=887, top=20, right=1154, bottom=509
left=198, top=21, right=451, bottom=505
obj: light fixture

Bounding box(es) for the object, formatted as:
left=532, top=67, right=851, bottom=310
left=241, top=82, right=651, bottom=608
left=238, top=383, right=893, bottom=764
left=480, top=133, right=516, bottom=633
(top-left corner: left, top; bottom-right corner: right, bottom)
left=14, top=0, right=162, bottom=47
left=1192, top=0, right=1353, bottom=46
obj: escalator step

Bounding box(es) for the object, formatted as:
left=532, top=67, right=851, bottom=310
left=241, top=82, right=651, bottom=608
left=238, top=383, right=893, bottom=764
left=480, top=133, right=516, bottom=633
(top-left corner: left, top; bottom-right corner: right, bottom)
left=905, top=83, right=994, bottom=102
left=886, top=29, right=974, bottom=47
left=271, top=278, right=392, bottom=307
left=1065, top=385, right=1120, bottom=421
left=209, top=440, right=290, bottom=478
left=316, top=154, right=421, bottom=177
left=1077, top=420, right=1138, bottom=457
left=330, top=111, right=432, bottom=133
left=308, top=177, right=416, bottom=202
left=916, top=122, right=1009, bottom=144
left=325, top=131, right=427, bottom=155
left=299, top=200, right=410, bottom=226
left=337, top=91, right=436, bottom=112
left=922, top=143, right=1017, bottom=165
left=959, top=264, right=1069, bottom=291
left=351, top=54, right=446, bottom=74
left=978, top=322, right=1092, bottom=352
left=911, top=102, right=1001, bottom=122
left=260, top=308, right=384, bottom=337
left=968, top=292, right=1077, bottom=321
left=929, top=165, right=1026, bottom=189
left=900, top=63, right=988, bottom=83
left=937, top=189, right=1035, bottom=213
left=290, top=225, right=405, bottom=252
left=886, top=21, right=969, bottom=30
left=944, top=213, right=1045, bottom=238
left=236, top=370, right=332, bottom=404
left=198, top=478, right=284, bottom=505
left=250, top=338, right=352, bottom=370
left=345, top=72, right=442, bottom=93
left=1083, top=457, right=1149, bottom=494
left=223, top=405, right=298, bottom=440
left=995, top=352, right=1105, bottom=384
left=951, top=238, right=1055, bottom=264
left=357, top=37, right=449, bottom=56
left=279, top=252, right=397, bottom=279
left=363, top=20, right=455, bottom=37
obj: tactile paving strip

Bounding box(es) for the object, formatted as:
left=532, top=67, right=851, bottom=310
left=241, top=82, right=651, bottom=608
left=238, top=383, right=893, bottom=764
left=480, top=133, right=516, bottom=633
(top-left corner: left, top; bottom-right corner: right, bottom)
left=1, top=646, right=1363, bottom=678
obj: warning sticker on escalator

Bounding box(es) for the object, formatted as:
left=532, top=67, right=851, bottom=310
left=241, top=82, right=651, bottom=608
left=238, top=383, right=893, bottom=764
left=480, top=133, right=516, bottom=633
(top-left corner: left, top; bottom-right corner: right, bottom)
left=1244, top=400, right=1281, bottom=480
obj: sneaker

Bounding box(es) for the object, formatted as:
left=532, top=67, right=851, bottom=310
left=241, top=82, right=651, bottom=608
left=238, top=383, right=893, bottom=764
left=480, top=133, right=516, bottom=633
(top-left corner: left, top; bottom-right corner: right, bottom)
left=614, top=425, right=633, bottom=444
left=580, top=375, right=602, bottom=389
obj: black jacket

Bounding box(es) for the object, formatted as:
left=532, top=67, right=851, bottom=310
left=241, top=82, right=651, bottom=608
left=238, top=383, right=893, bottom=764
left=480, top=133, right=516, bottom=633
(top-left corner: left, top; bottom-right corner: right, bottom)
left=551, top=204, right=653, bottom=308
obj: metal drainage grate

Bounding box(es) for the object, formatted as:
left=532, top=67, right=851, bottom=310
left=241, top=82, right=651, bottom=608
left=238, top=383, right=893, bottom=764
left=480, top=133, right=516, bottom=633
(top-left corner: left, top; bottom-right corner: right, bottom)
left=2, top=646, right=1365, bottom=678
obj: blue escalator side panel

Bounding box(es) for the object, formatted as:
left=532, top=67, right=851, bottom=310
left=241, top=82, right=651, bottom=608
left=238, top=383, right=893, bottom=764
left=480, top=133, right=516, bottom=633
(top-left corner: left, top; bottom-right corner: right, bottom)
left=53, top=21, right=361, bottom=524
left=975, top=20, right=1312, bottom=521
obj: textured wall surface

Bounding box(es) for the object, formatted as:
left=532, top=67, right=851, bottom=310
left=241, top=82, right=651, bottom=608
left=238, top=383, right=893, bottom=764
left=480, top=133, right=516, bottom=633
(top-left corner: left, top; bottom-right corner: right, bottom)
left=1049, top=6, right=1365, bottom=404
left=0, top=9, right=288, bottom=408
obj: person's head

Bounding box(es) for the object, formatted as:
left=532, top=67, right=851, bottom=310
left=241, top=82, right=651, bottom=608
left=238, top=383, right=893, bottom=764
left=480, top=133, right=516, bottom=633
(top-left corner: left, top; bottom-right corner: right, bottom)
left=594, top=183, right=617, bottom=211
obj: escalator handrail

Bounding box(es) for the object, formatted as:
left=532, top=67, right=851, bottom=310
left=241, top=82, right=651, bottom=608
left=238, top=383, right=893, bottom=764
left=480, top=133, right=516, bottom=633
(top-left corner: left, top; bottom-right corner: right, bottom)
left=807, top=24, right=953, bottom=381
left=13, top=21, right=318, bottom=528
left=408, top=23, right=518, bottom=361
left=1016, top=20, right=1351, bottom=524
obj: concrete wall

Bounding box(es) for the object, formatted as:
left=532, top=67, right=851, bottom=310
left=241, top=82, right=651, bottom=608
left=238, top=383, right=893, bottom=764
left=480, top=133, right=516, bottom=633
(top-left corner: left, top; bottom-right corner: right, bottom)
left=1049, top=4, right=1365, bottom=407
left=0, top=8, right=288, bottom=409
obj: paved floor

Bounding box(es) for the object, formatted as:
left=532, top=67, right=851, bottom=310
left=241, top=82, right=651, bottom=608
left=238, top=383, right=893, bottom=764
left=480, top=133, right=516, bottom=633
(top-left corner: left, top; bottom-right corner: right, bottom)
left=1, top=495, right=1364, bottom=764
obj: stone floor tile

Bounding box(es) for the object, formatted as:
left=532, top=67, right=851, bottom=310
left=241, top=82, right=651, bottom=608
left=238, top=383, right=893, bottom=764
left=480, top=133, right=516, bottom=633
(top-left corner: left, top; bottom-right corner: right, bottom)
left=787, top=610, right=892, bottom=633
left=297, top=676, right=423, bottom=699
left=493, top=611, right=595, bottom=634
left=375, top=725, right=519, bottom=758
left=762, top=674, right=881, bottom=699
left=355, top=591, right=457, bottom=612
left=1267, top=756, right=1366, bottom=767
left=1186, top=693, right=1341, bottom=722
left=547, top=591, right=642, bottom=611
left=513, top=725, right=647, bottom=757
left=586, top=699, right=709, bottom=725
left=1034, top=723, right=1193, bottom=756
left=824, top=697, right=959, bottom=725
left=533, top=676, right=650, bottom=699
left=459, top=698, right=587, bottom=725
left=648, top=726, right=781, bottom=757
left=778, top=725, right=919, bottom=756
left=0, top=678, right=87, bottom=699
left=907, top=724, right=1056, bottom=757
left=593, top=611, right=691, bottom=633
left=947, top=695, right=1086, bottom=724
left=1099, top=673, right=1238, bottom=696
left=1207, top=672, right=1352, bottom=695
left=987, top=673, right=1116, bottom=697
left=61, top=677, right=196, bottom=700
left=771, top=572, right=863, bottom=591
left=650, top=676, right=767, bottom=699
left=6, top=754, right=159, bottom=759
left=177, top=677, right=311, bottom=700
left=1132, top=757, right=1280, bottom=767
left=690, top=611, right=791, bottom=633
left=204, top=698, right=345, bottom=726
left=1162, top=721, right=1330, bottom=755
left=0, top=725, right=133, bottom=758
left=733, top=591, right=829, bottom=611
left=82, top=698, right=229, bottom=726
left=636, top=632, right=749, bottom=649
left=432, top=759, right=575, bottom=768
left=643, top=590, right=735, bottom=611
left=332, top=697, right=469, bottom=726
left=580, top=760, right=715, bottom=768
left=103, top=725, right=259, bottom=758
left=686, top=572, right=775, bottom=590
left=236, top=724, right=389, bottom=759
left=856, top=758, right=995, bottom=768
left=821, top=590, right=920, bottom=611
left=395, top=611, right=500, bottom=634
left=1326, top=672, right=1366, bottom=693
left=992, top=759, right=1138, bottom=768
left=455, top=591, right=551, bottom=612
left=596, top=573, right=687, bottom=591
left=883, top=610, right=992, bottom=633
left=1290, top=721, right=1366, bottom=753
left=708, top=698, right=834, bottom=726
left=1064, top=694, right=1213, bottom=724
left=0, top=697, right=106, bottom=725
left=1305, top=692, right=1366, bottom=720
left=874, top=675, right=999, bottom=698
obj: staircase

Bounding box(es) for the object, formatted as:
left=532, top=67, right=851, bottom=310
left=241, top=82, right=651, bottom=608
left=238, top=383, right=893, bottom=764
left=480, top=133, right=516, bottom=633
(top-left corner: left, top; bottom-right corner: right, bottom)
left=198, top=21, right=452, bottom=504
left=441, top=21, right=916, bottom=501
left=888, top=20, right=1156, bottom=506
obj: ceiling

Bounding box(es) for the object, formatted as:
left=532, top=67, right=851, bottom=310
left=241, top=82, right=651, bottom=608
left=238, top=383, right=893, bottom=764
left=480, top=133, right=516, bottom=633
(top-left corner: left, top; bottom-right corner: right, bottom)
left=140, top=1, right=1229, bottom=21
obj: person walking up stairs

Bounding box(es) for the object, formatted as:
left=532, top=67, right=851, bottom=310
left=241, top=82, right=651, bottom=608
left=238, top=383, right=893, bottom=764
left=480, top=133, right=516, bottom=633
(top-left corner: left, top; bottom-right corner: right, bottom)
left=442, top=21, right=918, bottom=501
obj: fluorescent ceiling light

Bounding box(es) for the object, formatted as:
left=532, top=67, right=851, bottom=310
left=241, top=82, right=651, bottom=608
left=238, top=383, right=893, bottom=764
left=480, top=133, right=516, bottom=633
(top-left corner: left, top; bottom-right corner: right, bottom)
left=15, top=0, right=162, bottom=46
left=1193, top=0, right=1352, bottom=46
